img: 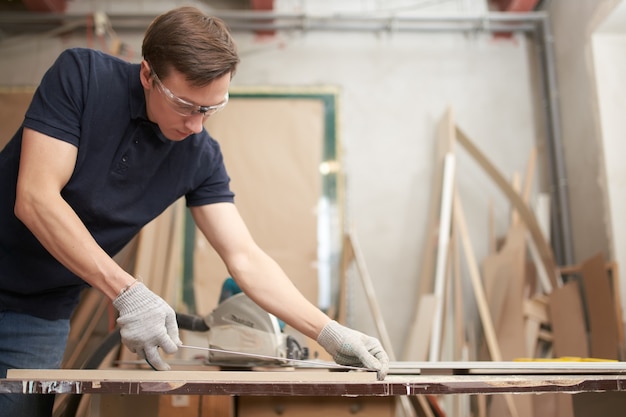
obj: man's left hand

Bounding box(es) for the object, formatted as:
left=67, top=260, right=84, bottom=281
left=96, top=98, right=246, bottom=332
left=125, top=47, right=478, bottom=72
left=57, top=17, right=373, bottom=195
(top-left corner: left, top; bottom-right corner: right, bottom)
left=317, top=320, right=390, bottom=380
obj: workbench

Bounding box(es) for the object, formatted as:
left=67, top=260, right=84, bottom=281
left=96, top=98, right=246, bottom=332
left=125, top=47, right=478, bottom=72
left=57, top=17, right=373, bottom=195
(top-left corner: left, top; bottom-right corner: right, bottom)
left=2, top=361, right=626, bottom=396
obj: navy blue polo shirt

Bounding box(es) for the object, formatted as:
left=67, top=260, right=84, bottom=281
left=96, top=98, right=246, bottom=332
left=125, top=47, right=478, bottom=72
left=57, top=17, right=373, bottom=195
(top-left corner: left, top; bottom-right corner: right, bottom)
left=0, top=48, right=235, bottom=320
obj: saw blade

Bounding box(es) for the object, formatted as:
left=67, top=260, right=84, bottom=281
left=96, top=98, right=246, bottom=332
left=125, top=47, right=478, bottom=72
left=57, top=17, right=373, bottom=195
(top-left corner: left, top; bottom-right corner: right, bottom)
left=179, top=344, right=374, bottom=372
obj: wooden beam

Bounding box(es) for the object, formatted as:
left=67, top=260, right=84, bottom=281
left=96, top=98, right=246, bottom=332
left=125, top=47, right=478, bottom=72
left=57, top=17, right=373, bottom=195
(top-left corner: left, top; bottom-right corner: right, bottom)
left=522, top=147, right=537, bottom=205
left=346, top=230, right=395, bottom=357
left=453, top=194, right=519, bottom=417
left=454, top=195, right=502, bottom=363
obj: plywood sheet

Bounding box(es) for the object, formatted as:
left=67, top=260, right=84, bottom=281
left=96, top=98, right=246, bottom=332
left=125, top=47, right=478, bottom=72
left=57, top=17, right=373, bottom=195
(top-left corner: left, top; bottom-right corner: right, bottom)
left=8, top=369, right=626, bottom=397
left=483, top=224, right=527, bottom=361
left=483, top=224, right=533, bottom=417
left=580, top=252, right=619, bottom=360
left=548, top=281, right=589, bottom=358
left=7, top=369, right=376, bottom=383
left=196, top=97, right=324, bottom=315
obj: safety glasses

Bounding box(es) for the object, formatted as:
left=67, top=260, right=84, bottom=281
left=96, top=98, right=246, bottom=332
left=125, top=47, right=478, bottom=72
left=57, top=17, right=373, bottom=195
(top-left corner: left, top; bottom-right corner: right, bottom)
left=149, top=64, right=228, bottom=119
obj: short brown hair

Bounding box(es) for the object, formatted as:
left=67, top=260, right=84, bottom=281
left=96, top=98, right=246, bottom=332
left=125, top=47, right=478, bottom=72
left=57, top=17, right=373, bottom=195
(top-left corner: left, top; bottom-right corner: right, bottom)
left=142, top=6, right=239, bottom=86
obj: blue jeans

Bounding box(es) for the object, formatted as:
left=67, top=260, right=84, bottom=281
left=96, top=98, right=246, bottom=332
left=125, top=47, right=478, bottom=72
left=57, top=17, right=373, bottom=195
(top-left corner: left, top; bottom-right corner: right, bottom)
left=0, top=311, right=70, bottom=417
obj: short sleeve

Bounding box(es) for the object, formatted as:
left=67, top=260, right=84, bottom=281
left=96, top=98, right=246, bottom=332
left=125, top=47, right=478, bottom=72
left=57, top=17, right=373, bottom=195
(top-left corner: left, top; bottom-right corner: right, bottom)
left=185, top=135, right=235, bottom=207
left=23, top=49, right=87, bottom=147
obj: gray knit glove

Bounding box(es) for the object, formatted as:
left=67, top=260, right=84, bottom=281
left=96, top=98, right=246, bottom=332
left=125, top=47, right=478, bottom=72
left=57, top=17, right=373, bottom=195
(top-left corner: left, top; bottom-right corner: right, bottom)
left=317, top=320, right=389, bottom=380
left=113, top=282, right=181, bottom=371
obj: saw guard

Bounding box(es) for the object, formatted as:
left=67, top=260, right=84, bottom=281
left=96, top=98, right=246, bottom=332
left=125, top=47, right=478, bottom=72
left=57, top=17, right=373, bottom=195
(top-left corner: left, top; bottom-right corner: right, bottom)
left=205, top=292, right=287, bottom=364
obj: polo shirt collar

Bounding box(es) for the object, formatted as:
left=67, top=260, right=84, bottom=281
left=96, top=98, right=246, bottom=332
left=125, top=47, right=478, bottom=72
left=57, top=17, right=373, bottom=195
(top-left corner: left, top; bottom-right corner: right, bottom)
left=128, top=64, right=170, bottom=143
left=129, top=64, right=147, bottom=121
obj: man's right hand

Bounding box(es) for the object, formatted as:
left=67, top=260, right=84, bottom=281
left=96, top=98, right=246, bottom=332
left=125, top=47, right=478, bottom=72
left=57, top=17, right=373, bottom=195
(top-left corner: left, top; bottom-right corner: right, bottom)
left=112, top=282, right=181, bottom=370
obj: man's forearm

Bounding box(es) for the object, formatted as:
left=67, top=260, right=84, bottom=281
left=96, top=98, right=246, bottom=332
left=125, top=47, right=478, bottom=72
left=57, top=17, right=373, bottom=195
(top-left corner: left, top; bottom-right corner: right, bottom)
left=14, top=192, right=133, bottom=299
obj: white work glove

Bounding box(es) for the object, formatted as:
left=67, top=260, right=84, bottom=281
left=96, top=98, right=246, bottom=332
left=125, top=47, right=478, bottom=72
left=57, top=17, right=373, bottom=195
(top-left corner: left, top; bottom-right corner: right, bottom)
left=113, top=282, right=181, bottom=371
left=317, top=320, right=390, bottom=380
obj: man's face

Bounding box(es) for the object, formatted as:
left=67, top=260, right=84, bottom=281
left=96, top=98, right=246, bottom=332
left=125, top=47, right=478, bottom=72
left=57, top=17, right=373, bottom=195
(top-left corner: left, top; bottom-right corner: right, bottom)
left=141, top=61, right=231, bottom=141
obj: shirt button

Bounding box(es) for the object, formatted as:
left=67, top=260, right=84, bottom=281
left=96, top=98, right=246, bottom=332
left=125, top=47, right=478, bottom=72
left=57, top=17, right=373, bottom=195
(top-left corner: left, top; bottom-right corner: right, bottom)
left=121, top=155, right=128, bottom=162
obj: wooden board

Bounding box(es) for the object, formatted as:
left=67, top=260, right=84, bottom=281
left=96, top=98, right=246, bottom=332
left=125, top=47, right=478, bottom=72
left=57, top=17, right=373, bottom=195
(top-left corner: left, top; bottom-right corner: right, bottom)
left=579, top=252, right=620, bottom=360
left=7, top=369, right=376, bottom=383
left=482, top=224, right=527, bottom=362
left=454, top=195, right=502, bottom=363
left=452, top=197, right=520, bottom=417
left=10, top=360, right=626, bottom=383
left=548, top=281, right=589, bottom=358
left=6, top=369, right=626, bottom=397
left=387, top=360, right=626, bottom=374
left=196, top=94, right=325, bottom=317
left=482, top=224, right=533, bottom=417
left=581, top=262, right=626, bottom=355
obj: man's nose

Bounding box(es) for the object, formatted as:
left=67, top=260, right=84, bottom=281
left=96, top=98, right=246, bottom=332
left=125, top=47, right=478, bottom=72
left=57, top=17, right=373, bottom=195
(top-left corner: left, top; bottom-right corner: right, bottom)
left=185, top=114, right=205, bottom=134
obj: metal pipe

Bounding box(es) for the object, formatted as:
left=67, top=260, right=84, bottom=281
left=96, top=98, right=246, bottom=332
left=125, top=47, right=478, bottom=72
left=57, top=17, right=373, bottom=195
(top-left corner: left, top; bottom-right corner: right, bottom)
left=0, top=11, right=544, bottom=33
left=535, top=16, right=574, bottom=266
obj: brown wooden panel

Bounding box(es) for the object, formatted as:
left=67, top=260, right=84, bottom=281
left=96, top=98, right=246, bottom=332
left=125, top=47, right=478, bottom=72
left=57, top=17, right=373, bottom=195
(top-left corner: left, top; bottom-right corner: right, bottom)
left=7, top=370, right=626, bottom=397
left=548, top=281, right=589, bottom=358
left=483, top=224, right=533, bottom=417
left=0, top=87, right=35, bottom=149
left=196, top=96, right=324, bottom=316
left=580, top=252, right=620, bottom=360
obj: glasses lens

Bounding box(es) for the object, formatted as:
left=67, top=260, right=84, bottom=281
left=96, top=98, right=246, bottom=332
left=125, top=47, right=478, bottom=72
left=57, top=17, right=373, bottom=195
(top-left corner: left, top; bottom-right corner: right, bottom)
left=151, top=66, right=227, bottom=118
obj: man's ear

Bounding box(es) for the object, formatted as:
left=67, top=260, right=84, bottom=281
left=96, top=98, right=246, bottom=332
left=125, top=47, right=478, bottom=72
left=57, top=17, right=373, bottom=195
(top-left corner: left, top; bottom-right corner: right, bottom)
left=139, top=60, right=153, bottom=89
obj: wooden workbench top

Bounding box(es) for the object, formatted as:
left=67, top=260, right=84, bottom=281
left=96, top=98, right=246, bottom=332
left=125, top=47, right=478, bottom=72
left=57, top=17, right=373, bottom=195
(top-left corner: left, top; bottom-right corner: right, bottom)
left=6, top=369, right=376, bottom=383
left=3, top=366, right=626, bottom=396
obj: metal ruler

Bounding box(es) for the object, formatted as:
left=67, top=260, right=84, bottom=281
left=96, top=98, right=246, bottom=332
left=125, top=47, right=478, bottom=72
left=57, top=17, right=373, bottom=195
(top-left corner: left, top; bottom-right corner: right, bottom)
left=179, top=344, right=375, bottom=372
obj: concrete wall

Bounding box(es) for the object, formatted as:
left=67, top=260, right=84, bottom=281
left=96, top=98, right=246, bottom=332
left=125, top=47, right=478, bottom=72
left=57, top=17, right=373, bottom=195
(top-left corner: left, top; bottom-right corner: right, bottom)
left=591, top=1, right=626, bottom=319
left=231, top=27, right=539, bottom=355
left=546, top=0, right=619, bottom=264
left=0, top=0, right=556, bottom=356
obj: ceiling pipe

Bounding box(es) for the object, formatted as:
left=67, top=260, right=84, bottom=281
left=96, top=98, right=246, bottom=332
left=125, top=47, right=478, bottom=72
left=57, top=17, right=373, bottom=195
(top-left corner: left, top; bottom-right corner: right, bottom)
left=0, top=9, right=572, bottom=265
left=21, top=0, right=67, bottom=13
left=0, top=11, right=546, bottom=33
left=535, top=16, right=573, bottom=266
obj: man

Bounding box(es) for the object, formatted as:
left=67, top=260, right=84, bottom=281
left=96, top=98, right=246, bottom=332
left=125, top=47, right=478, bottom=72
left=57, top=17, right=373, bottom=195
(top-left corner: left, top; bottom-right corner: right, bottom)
left=0, top=6, right=389, bottom=416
